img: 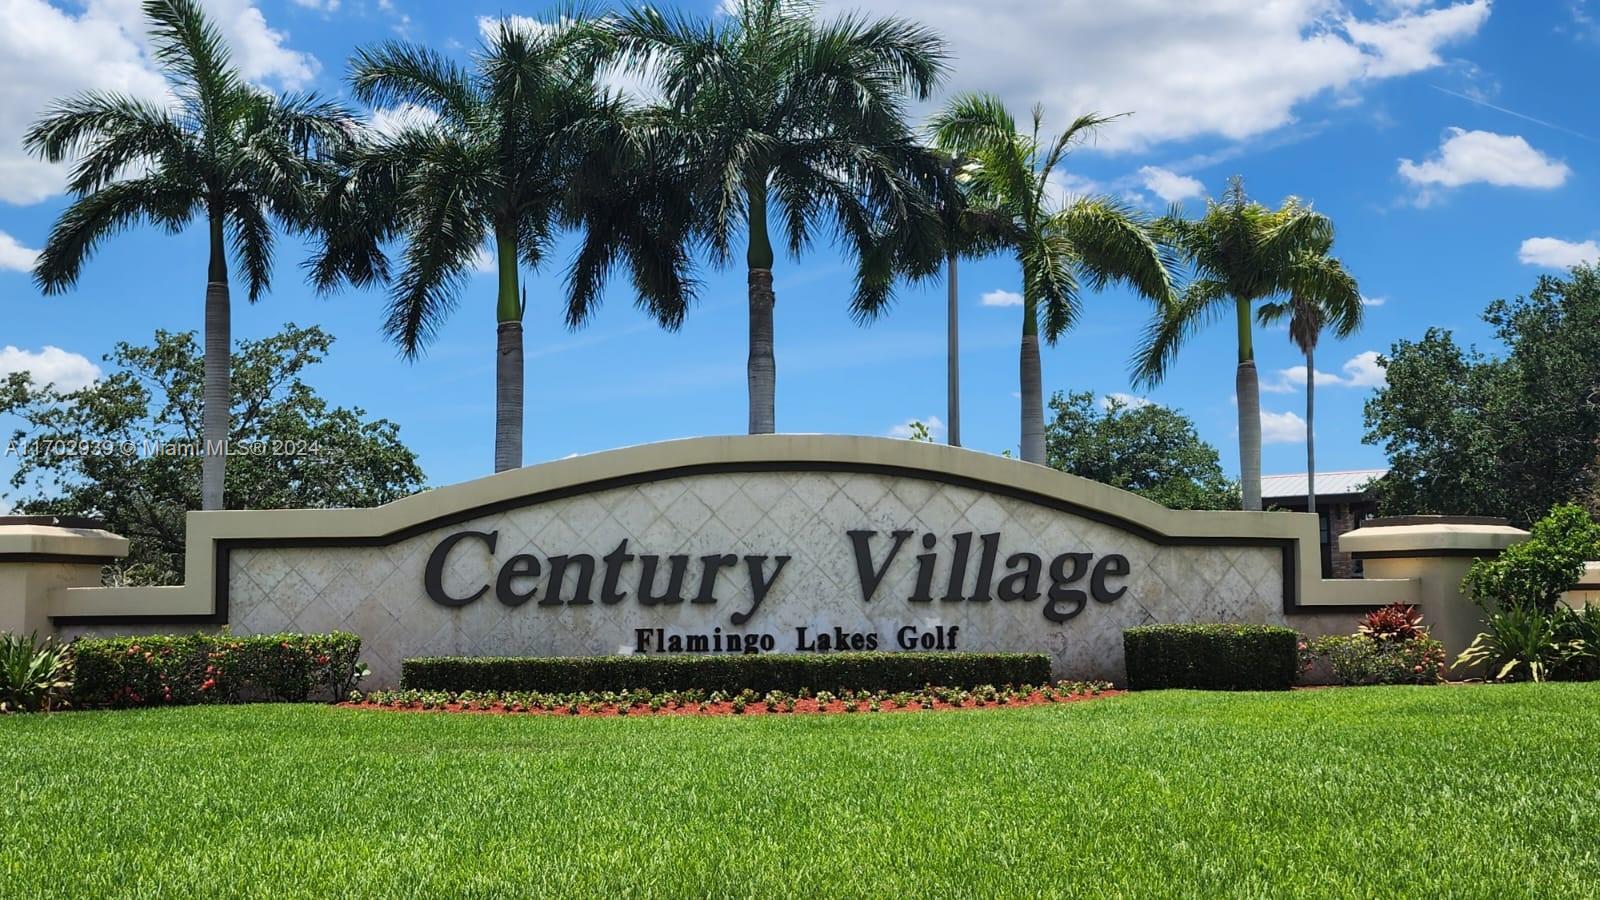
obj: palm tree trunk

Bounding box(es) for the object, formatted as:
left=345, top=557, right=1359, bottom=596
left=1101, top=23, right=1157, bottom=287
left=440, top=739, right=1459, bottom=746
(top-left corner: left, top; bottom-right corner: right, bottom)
left=1236, top=298, right=1262, bottom=510
left=201, top=215, right=229, bottom=511
left=747, top=185, right=777, bottom=435
left=1305, top=345, right=1316, bottom=513
left=1020, top=294, right=1045, bottom=464
left=946, top=250, right=961, bottom=447
left=494, top=228, right=523, bottom=473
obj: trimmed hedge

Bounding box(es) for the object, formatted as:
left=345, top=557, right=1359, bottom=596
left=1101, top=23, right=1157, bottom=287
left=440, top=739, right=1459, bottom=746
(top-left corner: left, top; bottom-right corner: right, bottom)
left=71, top=632, right=362, bottom=708
left=402, top=652, right=1052, bottom=694
left=1123, top=624, right=1300, bottom=691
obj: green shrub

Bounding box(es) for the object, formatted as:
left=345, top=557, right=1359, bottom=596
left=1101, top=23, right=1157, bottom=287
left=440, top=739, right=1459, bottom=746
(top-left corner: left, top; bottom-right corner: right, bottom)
left=1122, top=624, right=1300, bottom=691
left=71, top=632, right=362, bottom=708
left=1457, top=604, right=1571, bottom=683
left=1456, top=505, right=1600, bottom=682
left=0, top=633, right=73, bottom=713
left=400, top=652, right=1051, bottom=694
left=1464, top=504, right=1600, bottom=612
left=1309, top=634, right=1448, bottom=686
left=1559, top=604, right=1600, bottom=681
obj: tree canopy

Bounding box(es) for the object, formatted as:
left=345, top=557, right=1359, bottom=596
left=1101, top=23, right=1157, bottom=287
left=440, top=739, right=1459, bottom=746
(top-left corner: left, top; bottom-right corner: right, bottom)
left=1, top=325, right=426, bottom=584
left=1364, top=265, right=1600, bottom=526
left=1044, top=391, right=1239, bottom=510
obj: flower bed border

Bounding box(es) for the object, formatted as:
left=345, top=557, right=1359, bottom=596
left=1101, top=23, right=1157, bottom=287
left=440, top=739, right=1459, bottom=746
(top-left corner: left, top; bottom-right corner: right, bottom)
left=342, top=682, right=1117, bottom=718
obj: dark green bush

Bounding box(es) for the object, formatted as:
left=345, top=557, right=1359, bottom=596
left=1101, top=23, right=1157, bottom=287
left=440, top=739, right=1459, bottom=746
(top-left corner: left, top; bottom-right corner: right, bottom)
left=71, top=632, right=362, bottom=708
left=401, top=652, right=1051, bottom=694
left=1123, top=624, right=1300, bottom=691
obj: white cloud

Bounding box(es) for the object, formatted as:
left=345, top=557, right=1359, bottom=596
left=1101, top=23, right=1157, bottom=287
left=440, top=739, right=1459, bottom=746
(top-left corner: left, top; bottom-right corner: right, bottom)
left=0, top=345, right=101, bottom=391
left=470, top=246, right=496, bottom=275
left=1263, top=351, right=1387, bottom=392
left=367, top=103, right=439, bottom=137
left=981, top=289, right=1023, bottom=307
left=0, top=0, right=317, bottom=205
left=1102, top=392, right=1153, bottom=410
left=1344, top=0, right=1492, bottom=77
left=1138, top=166, right=1204, bottom=202
left=818, top=0, right=1488, bottom=152
left=1519, top=237, right=1600, bottom=268
left=1260, top=409, right=1309, bottom=445
left=290, top=0, right=338, bottom=10
left=0, top=231, right=40, bottom=272
left=888, top=416, right=945, bottom=441
left=1398, top=128, right=1570, bottom=194
left=1361, top=294, right=1387, bottom=307
left=1340, top=350, right=1387, bottom=388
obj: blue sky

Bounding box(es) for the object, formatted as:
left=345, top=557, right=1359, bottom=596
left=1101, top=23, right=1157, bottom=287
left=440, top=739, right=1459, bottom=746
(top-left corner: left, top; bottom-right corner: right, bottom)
left=1, top=0, right=1596, bottom=501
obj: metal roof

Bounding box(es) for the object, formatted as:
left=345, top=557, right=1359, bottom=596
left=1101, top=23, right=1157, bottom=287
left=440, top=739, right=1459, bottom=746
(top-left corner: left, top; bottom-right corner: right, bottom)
left=1259, top=469, right=1387, bottom=500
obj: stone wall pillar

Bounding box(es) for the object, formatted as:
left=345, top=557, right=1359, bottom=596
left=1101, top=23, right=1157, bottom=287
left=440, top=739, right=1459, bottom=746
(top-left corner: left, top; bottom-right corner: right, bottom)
left=0, top=517, right=129, bottom=638
left=1339, top=516, right=1528, bottom=658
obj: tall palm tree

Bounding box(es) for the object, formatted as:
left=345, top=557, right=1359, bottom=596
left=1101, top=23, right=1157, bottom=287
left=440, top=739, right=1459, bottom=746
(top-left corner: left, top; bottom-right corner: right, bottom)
left=1258, top=239, right=1362, bottom=512
left=313, top=11, right=698, bottom=473
left=1135, top=177, right=1349, bottom=510
left=609, top=0, right=949, bottom=434
left=25, top=0, right=352, bottom=510
left=931, top=94, right=1173, bottom=464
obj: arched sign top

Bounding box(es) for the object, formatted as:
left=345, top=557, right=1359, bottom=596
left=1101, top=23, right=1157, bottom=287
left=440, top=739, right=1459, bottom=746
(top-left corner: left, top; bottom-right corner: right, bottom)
left=203, top=434, right=1271, bottom=546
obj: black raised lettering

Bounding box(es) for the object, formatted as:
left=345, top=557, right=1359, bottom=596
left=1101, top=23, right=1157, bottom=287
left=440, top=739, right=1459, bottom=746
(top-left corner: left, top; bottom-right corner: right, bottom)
left=847, top=530, right=911, bottom=602
left=423, top=530, right=497, bottom=607
left=1091, top=554, right=1131, bottom=603
left=495, top=553, right=541, bottom=606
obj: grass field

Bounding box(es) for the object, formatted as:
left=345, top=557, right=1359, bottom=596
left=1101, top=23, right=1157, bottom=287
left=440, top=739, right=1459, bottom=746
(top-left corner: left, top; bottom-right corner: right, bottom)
left=3, top=685, right=1598, bottom=898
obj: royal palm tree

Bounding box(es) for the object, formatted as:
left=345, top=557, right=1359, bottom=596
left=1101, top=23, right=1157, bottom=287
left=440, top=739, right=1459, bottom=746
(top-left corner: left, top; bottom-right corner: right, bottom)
left=609, top=0, right=949, bottom=434
left=1258, top=238, right=1362, bottom=512
left=931, top=94, right=1173, bottom=464
left=25, top=0, right=353, bottom=510
left=1135, top=177, right=1351, bottom=510
left=313, top=12, right=698, bottom=472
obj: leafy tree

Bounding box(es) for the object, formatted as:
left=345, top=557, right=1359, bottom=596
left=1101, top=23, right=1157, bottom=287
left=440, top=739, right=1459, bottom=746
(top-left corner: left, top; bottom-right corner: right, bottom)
left=1136, top=178, right=1355, bottom=510
left=1256, top=234, right=1362, bottom=511
left=25, top=0, right=353, bottom=510
left=1044, top=391, right=1239, bottom=510
left=932, top=95, right=1172, bottom=464
left=610, top=0, right=950, bottom=435
left=1364, top=266, right=1600, bottom=526
left=315, top=11, right=697, bottom=473
left=1, top=326, right=425, bottom=585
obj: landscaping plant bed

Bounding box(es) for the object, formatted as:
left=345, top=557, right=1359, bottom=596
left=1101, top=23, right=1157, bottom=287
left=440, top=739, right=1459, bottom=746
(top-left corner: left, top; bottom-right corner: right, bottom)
left=343, top=681, right=1116, bottom=717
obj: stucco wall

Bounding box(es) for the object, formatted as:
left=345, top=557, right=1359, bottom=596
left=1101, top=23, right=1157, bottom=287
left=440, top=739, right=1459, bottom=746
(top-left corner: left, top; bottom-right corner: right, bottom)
left=227, top=469, right=1330, bottom=685
left=38, top=436, right=1406, bottom=686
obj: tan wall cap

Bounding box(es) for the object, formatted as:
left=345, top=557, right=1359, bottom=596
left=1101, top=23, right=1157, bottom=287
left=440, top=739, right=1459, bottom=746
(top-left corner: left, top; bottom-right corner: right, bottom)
left=1340, top=522, right=1529, bottom=556
left=0, top=524, right=129, bottom=559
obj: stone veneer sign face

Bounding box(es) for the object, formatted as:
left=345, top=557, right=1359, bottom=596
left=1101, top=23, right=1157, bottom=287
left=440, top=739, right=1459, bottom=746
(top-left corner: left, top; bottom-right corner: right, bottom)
left=227, top=467, right=1292, bottom=685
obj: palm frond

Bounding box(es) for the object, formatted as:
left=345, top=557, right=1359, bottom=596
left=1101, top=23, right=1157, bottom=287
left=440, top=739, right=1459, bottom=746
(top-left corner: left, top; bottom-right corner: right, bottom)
left=142, top=0, right=240, bottom=121
left=33, top=177, right=199, bottom=294
left=1024, top=230, right=1082, bottom=343
left=1054, top=197, right=1170, bottom=304
left=23, top=93, right=192, bottom=195
left=350, top=42, right=481, bottom=126
left=227, top=195, right=273, bottom=303
left=1131, top=277, right=1233, bottom=388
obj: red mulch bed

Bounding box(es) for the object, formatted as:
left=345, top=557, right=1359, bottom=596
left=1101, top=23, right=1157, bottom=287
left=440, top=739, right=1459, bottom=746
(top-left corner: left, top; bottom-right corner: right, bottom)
left=341, top=689, right=1123, bottom=718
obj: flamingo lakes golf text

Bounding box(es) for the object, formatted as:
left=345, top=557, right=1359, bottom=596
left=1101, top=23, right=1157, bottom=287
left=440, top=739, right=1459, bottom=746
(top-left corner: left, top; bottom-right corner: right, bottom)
left=423, top=527, right=1131, bottom=635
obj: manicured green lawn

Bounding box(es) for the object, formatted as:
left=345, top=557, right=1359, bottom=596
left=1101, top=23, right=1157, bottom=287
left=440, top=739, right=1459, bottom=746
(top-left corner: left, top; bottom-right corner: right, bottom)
left=3, top=685, right=1598, bottom=898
